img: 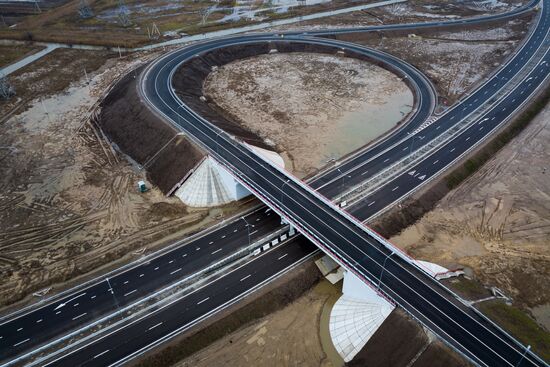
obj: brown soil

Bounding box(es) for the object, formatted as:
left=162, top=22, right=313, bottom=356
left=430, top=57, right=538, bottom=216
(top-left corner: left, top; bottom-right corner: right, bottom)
left=349, top=308, right=469, bottom=367
left=333, top=15, right=533, bottom=104
left=176, top=280, right=338, bottom=367
left=0, top=48, right=241, bottom=309
left=0, top=0, right=378, bottom=48
left=1, top=48, right=115, bottom=119
left=96, top=66, right=205, bottom=194
left=204, top=52, right=412, bottom=177
left=386, top=100, right=550, bottom=321
left=262, top=1, right=531, bottom=33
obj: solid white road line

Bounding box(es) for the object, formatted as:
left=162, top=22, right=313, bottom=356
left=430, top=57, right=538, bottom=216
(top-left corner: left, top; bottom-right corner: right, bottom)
left=148, top=322, right=163, bottom=331
left=196, top=297, right=210, bottom=305
left=72, top=313, right=87, bottom=321
left=123, top=290, right=137, bottom=297
left=13, top=338, right=30, bottom=347
left=278, top=254, right=288, bottom=260
left=240, top=274, right=251, bottom=282
left=93, top=350, right=110, bottom=359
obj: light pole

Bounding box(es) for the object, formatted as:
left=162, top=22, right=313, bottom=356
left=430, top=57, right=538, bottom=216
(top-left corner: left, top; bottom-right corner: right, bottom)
left=378, top=252, right=394, bottom=290
left=516, top=345, right=531, bottom=367
left=281, top=179, right=290, bottom=206
left=105, top=277, right=119, bottom=310
left=241, top=216, right=253, bottom=246
left=409, top=134, right=423, bottom=155
left=215, top=130, right=223, bottom=155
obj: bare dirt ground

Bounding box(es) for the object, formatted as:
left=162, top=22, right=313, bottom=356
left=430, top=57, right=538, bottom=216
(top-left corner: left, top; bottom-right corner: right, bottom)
left=262, top=0, right=530, bottom=32
left=350, top=308, right=468, bottom=367
left=176, top=280, right=338, bottom=367
left=0, top=48, right=245, bottom=308
left=335, top=15, right=533, bottom=104
left=174, top=279, right=467, bottom=367
left=204, top=52, right=412, bottom=178
left=389, top=102, right=550, bottom=327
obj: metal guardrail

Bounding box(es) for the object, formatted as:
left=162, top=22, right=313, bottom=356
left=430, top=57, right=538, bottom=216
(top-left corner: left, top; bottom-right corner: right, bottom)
left=11, top=226, right=297, bottom=367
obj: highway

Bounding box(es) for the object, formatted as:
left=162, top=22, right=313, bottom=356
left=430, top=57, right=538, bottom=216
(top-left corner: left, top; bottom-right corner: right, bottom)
left=1, top=0, right=548, bottom=365
left=0, top=26, right=439, bottom=365
left=137, top=1, right=550, bottom=365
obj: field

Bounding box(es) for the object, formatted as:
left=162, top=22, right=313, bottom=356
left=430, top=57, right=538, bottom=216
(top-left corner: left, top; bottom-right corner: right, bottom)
left=0, top=0, right=379, bottom=48
left=0, top=47, right=250, bottom=309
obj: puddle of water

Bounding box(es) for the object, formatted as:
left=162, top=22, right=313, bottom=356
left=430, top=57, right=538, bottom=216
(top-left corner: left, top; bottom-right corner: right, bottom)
left=320, top=88, right=413, bottom=166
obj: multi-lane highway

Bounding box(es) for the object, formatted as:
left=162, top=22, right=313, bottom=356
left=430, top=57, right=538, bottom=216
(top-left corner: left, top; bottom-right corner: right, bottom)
left=135, top=6, right=550, bottom=364
left=1, top=0, right=548, bottom=365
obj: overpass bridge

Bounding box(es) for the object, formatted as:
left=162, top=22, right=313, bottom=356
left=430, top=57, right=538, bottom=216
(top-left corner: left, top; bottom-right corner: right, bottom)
left=140, top=13, right=550, bottom=366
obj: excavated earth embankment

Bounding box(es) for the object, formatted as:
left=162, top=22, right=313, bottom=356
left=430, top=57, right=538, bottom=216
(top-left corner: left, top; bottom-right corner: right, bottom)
left=96, top=66, right=205, bottom=194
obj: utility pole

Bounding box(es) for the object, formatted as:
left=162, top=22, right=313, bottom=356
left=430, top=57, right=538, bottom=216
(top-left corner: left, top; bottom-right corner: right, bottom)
left=34, top=0, right=41, bottom=14
left=378, top=252, right=394, bottom=290
left=0, top=74, right=15, bottom=100
left=516, top=345, right=531, bottom=367
left=83, top=68, right=90, bottom=84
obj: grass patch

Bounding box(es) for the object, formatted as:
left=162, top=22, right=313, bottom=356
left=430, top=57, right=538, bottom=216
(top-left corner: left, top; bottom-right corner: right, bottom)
left=0, top=44, right=43, bottom=68
left=446, top=276, right=491, bottom=301
left=479, top=300, right=550, bottom=361
left=445, top=84, right=550, bottom=189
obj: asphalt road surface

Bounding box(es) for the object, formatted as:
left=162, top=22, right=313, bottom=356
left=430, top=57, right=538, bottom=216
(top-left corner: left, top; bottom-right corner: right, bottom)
left=1, top=0, right=548, bottom=365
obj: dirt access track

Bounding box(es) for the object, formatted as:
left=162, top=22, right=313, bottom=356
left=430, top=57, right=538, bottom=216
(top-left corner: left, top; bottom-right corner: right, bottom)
left=0, top=47, right=252, bottom=310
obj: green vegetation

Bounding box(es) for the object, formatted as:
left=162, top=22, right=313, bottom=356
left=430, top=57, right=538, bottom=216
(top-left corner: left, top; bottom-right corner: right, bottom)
left=445, top=85, right=550, bottom=189
left=479, top=300, right=550, bottom=361
left=447, top=276, right=491, bottom=301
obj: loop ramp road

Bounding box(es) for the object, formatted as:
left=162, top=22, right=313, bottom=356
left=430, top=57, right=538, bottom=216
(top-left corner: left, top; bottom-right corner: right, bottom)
left=1, top=0, right=548, bottom=365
